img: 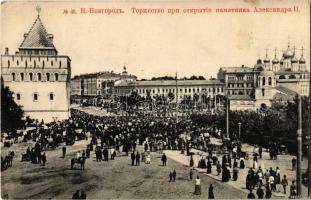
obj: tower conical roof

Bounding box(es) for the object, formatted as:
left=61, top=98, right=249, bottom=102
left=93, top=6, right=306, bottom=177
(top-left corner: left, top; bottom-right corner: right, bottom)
left=19, top=15, right=55, bottom=49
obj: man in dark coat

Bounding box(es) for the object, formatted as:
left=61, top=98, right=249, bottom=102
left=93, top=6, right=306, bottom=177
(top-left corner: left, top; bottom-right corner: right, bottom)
left=208, top=184, right=214, bottom=199
left=172, top=169, right=176, bottom=181
left=62, top=146, right=66, bottom=158
left=259, top=147, right=262, bottom=159
left=135, top=151, right=140, bottom=166
left=162, top=153, right=167, bottom=166
left=256, top=185, right=264, bottom=199
left=206, top=159, right=212, bottom=174
left=131, top=151, right=135, bottom=166
left=189, top=168, right=194, bottom=180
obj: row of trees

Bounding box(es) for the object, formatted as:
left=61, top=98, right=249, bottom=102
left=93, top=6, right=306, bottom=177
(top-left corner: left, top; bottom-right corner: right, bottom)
left=1, top=81, right=25, bottom=132
left=148, top=75, right=206, bottom=81
left=190, top=96, right=310, bottom=153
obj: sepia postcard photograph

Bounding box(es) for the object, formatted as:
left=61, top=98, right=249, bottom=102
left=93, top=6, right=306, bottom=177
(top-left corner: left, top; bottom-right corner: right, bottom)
left=1, top=0, right=311, bottom=199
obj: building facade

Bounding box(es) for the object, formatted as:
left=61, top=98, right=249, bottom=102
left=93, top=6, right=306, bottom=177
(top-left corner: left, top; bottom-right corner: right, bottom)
left=71, top=68, right=137, bottom=98
left=1, top=11, right=71, bottom=122
left=114, top=79, right=225, bottom=103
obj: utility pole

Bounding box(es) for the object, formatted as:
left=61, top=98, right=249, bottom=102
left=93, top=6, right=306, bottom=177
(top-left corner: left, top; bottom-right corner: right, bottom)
left=308, top=67, right=311, bottom=197
left=297, top=94, right=302, bottom=197
left=226, top=91, right=230, bottom=139
left=175, top=72, right=179, bottom=123
left=308, top=4, right=311, bottom=196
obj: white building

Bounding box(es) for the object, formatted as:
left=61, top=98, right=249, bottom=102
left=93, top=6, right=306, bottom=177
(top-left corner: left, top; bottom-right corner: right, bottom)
left=114, top=79, right=225, bottom=102
left=1, top=10, right=71, bottom=122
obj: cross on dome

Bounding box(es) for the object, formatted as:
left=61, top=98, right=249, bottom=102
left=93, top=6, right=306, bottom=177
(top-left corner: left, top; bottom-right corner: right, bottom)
left=36, top=5, right=41, bottom=16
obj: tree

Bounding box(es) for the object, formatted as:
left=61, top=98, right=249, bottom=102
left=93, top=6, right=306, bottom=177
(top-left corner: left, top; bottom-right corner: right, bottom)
left=1, top=81, right=25, bottom=132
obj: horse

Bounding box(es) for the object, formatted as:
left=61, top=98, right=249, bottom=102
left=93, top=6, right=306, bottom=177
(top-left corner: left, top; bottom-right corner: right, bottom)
left=71, top=157, right=86, bottom=170
left=2, top=151, right=15, bottom=170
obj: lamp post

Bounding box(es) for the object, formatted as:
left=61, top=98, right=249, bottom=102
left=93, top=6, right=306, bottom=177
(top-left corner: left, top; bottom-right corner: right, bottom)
left=297, top=94, right=302, bottom=197
left=238, top=122, right=242, bottom=139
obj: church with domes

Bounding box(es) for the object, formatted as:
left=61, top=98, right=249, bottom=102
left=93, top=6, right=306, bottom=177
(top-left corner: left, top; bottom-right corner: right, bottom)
left=218, top=42, right=309, bottom=111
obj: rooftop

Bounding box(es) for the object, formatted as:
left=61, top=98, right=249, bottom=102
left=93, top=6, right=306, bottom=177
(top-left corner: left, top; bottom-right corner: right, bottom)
left=116, top=79, right=224, bottom=87
left=19, top=15, right=56, bottom=50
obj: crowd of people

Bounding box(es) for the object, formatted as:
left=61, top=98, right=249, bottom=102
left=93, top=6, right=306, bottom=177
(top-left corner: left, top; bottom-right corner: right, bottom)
left=1, top=108, right=304, bottom=199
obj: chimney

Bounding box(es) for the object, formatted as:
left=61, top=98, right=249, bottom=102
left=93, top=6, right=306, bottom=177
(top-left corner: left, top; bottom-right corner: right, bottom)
left=5, top=47, right=9, bottom=55
left=24, top=33, right=28, bottom=39
left=48, top=34, right=54, bottom=42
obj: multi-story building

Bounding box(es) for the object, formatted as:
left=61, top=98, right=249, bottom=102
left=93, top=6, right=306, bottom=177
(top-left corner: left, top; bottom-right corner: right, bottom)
left=71, top=68, right=136, bottom=98
left=114, top=79, right=225, bottom=102
left=218, top=43, right=309, bottom=111
left=1, top=10, right=71, bottom=122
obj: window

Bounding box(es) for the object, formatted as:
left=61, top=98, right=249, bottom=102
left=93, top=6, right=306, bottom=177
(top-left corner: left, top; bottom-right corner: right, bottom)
left=33, top=93, right=38, bottom=101
left=46, top=73, right=50, bottom=81
left=49, top=93, right=54, bottom=100
left=12, top=73, right=16, bottom=81
left=59, top=61, right=62, bottom=68
left=20, top=73, right=24, bottom=81
left=262, top=77, right=266, bottom=86
left=37, top=73, right=42, bottom=81
left=17, top=60, right=19, bottom=66
left=16, top=93, right=21, bottom=100
left=237, top=76, right=243, bottom=81
left=55, top=73, right=59, bottom=81
left=34, top=60, right=36, bottom=68
left=8, top=60, right=10, bottom=68
left=25, top=61, right=28, bottom=68
left=262, top=89, right=265, bottom=97
left=268, top=77, right=272, bottom=85
left=51, top=61, right=53, bottom=66
left=29, top=73, right=33, bottom=81
left=43, top=61, right=45, bottom=68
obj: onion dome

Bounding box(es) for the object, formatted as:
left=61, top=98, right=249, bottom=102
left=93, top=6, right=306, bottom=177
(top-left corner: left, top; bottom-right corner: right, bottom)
left=272, top=48, right=279, bottom=64
left=299, top=56, right=305, bottom=64
left=299, top=47, right=306, bottom=64
left=291, top=57, right=298, bottom=63
left=272, top=57, right=279, bottom=64
left=256, top=58, right=263, bottom=64
left=283, top=44, right=294, bottom=59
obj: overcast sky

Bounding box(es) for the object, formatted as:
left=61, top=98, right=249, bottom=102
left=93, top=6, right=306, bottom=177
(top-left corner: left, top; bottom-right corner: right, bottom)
left=1, top=0, right=310, bottom=79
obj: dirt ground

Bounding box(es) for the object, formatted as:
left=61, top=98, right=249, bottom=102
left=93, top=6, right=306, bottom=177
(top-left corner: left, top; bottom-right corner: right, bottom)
left=1, top=138, right=246, bottom=199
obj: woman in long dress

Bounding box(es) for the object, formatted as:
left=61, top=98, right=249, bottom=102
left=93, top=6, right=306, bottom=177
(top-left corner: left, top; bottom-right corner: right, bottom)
left=194, top=176, right=201, bottom=195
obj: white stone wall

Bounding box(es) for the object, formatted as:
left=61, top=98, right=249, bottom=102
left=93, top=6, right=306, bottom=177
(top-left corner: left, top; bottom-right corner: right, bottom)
left=5, top=81, right=69, bottom=122
left=1, top=54, right=71, bottom=123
